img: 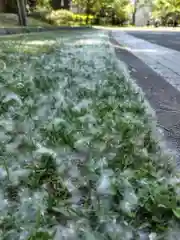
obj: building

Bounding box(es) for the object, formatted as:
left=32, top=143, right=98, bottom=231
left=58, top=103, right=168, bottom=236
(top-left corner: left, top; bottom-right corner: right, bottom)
left=70, top=3, right=79, bottom=13
left=51, top=0, right=71, bottom=10
left=134, top=0, right=153, bottom=27
left=135, top=5, right=152, bottom=26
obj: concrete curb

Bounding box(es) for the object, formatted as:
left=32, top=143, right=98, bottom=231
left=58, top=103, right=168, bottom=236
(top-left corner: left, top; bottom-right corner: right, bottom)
left=0, top=26, right=93, bottom=36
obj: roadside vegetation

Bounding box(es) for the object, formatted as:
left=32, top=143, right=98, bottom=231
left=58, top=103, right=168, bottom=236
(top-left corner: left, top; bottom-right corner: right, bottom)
left=0, top=30, right=180, bottom=239
left=28, top=0, right=180, bottom=28
left=152, top=0, right=180, bottom=27
left=31, top=10, right=95, bottom=26
left=1, top=0, right=180, bottom=28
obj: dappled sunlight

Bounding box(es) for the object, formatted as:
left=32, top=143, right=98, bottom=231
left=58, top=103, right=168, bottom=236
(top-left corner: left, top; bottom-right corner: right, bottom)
left=74, top=38, right=103, bottom=46
left=0, top=30, right=104, bottom=56
left=24, top=39, right=56, bottom=46
left=71, top=32, right=109, bottom=47
left=112, top=31, right=178, bottom=59
left=0, top=38, right=60, bottom=56
left=111, top=41, right=169, bottom=55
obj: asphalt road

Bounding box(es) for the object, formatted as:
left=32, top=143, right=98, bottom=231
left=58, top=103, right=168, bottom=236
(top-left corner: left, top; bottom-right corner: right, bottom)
left=110, top=31, right=180, bottom=165
left=126, top=30, right=180, bottom=52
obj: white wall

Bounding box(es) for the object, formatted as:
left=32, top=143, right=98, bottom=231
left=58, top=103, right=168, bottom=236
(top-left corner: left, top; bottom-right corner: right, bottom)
left=70, top=2, right=84, bottom=13
left=135, top=6, right=152, bottom=26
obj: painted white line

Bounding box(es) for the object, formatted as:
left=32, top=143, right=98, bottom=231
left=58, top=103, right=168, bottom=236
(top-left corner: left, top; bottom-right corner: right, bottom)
left=112, top=31, right=180, bottom=92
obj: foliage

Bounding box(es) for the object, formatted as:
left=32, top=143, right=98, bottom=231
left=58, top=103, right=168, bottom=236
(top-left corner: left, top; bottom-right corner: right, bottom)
left=73, top=13, right=94, bottom=24
left=30, top=0, right=132, bottom=26
left=113, top=0, right=131, bottom=23
left=72, top=0, right=131, bottom=25
left=152, top=0, right=180, bottom=20
left=28, top=0, right=37, bottom=8
left=33, top=9, right=94, bottom=25
left=72, top=0, right=97, bottom=11
left=36, top=0, right=52, bottom=10
left=46, top=9, right=74, bottom=25
left=0, top=30, right=180, bottom=239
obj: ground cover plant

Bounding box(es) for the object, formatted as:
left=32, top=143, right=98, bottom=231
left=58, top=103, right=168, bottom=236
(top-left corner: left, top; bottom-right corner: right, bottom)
left=0, top=30, right=180, bottom=240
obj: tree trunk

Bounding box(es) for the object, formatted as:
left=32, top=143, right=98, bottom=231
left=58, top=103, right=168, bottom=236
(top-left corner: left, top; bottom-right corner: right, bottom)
left=16, top=0, right=27, bottom=26
left=132, top=9, right=136, bottom=25
left=111, top=10, right=116, bottom=25
left=132, top=0, right=138, bottom=25
left=86, top=0, right=90, bottom=24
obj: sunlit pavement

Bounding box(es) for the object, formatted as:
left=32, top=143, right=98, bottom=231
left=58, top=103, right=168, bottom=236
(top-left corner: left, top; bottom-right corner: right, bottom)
left=124, top=31, right=180, bottom=52
left=111, top=30, right=180, bottom=92
left=95, top=26, right=180, bottom=51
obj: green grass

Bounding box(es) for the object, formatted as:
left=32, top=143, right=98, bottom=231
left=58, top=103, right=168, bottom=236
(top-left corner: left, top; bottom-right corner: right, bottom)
left=0, top=30, right=180, bottom=239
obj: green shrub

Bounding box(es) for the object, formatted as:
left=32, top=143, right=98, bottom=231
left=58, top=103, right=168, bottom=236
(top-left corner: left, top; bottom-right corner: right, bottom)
left=36, top=0, right=51, bottom=10
left=45, top=11, right=94, bottom=26
left=31, top=10, right=95, bottom=26
left=46, top=10, right=74, bottom=25
left=72, top=14, right=94, bottom=25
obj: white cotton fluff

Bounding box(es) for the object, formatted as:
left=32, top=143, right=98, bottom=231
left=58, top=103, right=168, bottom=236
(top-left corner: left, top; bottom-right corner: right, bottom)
left=0, top=167, right=7, bottom=180
left=3, top=92, right=22, bottom=105
left=120, top=189, right=138, bottom=214
left=35, top=146, right=57, bottom=158
left=149, top=232, right=157, bottom=240
left=0, top=191, right=8, bottom=211
left=54, top=224, right=76, bottom=240
left=97, top=170, right=114, bottom=195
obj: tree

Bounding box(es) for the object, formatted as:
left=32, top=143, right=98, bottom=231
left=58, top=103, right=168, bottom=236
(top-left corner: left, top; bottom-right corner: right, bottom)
left=132, top=0, right=138, bottom=25
left=153, top=0, right=180, bottom=24
left=72, top=0, right=131, bottom=25
left=113, top=0, right=131, bottom=24
left=16, top=0, right=27, bottom=26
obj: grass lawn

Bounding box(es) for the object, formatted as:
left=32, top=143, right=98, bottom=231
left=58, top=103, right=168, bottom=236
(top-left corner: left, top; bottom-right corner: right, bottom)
left=0, top=13, right=50, bottom=27
left=0, top=30, right=180, bottom=239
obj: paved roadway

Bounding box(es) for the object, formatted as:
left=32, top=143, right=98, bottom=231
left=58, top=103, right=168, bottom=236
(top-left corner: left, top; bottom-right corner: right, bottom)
left=110, top=29, right=180, bottom=165
left=125, top=30, right=180, bottom=52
